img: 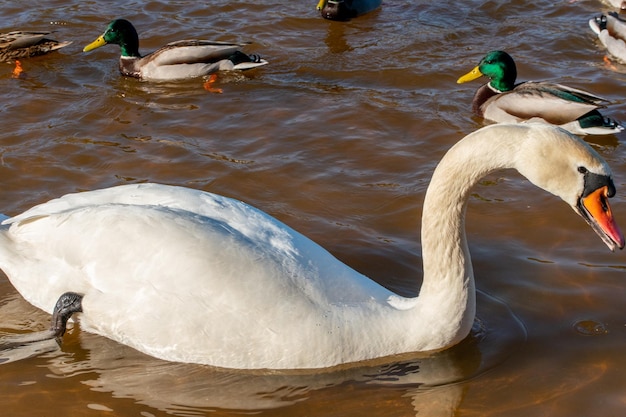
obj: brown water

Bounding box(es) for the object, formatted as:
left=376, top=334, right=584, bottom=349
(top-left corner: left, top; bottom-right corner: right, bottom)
left=1, top=1, right=626, bottom=416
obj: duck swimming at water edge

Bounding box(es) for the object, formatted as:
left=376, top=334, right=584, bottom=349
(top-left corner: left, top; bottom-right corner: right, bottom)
left=1, top=124, right=623, bottom=370
left=83, top=19, right=267, bottom=81
left=457, top=50, right=624, bottom=135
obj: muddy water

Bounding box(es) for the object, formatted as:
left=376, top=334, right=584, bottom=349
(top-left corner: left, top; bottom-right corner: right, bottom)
left=1, top=1, right=626, bottom=416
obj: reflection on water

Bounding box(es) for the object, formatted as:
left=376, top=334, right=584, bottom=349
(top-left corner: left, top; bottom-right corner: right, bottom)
left=1, top=0, right=626, bottom=416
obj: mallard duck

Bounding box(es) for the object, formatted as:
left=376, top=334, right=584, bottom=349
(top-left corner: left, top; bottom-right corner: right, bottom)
left=316, top=0, right=382, bottom=20
left=83, top=19, right=268, bottom=81
left=457, top=50, right=624, bottom=135
left=0, top=31, right=71, bottom=62
left=1, top=124, right=623, bottom=369
left=590, top=12, right=626, bottom=64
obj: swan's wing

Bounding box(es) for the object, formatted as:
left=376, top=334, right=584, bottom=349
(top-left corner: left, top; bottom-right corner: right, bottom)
left=4, top=184, right=233, bottom=225
left=3, top=198, right=397, bottom=367
left=484, top=82, right=606, bottom=124
left=1, top=191, right=300, bottom=315
left=3, top=184, right=302, bottom=257
left=2, top=184, right=391, bottom=311
left=7, top=184, right=307, bottom=252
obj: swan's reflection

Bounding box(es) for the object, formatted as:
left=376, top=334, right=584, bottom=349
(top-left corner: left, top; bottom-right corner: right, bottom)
left=0, top=290, right=523, bottom=416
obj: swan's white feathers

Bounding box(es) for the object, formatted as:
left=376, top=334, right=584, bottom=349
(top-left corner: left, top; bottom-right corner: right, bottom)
left=510, top=125, right=610, bottom=206
left=0, top=126, right=619, bottom=369
left=1, top=184, right=404, bottom=367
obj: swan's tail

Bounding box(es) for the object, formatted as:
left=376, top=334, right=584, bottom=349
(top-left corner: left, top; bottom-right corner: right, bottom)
left=0, top=215, right=21, bottom=280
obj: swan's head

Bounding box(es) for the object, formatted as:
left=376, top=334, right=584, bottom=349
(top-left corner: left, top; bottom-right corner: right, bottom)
left=513, top=124, right=624, bottom=251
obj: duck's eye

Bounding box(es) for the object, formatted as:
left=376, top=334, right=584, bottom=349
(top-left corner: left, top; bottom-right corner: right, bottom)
left=578, top=166, right=588, bottom=174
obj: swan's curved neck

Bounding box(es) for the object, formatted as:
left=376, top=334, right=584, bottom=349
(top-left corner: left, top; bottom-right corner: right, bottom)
left=416, top=128, right=525, bottom=346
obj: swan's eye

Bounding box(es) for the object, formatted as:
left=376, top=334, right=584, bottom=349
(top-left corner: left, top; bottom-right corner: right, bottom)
left=578, top=166, right=588, bottom=174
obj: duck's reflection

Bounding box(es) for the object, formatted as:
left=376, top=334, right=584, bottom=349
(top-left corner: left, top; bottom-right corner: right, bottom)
left=324, top=21, right=351, bottom=54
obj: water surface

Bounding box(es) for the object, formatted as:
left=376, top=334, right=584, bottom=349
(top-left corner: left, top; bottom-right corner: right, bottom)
left=1, top=1, right=626, bottom=416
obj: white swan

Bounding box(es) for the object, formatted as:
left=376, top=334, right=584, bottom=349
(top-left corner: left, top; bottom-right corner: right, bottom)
left=0, top=124, right=623, bottom=370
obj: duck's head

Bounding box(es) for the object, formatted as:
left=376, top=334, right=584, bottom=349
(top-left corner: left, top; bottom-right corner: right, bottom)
left=83, top=19, right=140, bottom=58
left=457, top=50, right=517, bottom=92
left=511, top=125, right=624, bottom=251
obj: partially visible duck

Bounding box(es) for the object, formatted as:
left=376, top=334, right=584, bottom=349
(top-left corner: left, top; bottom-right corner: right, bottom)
left=83, top=19, right=267, bottom=81
left=590, top=12, right=626, bottom=64
left=457, top=50, right=623, bottom=136
left=600, top=0, right=626, bottom=10
left=0, top=31, right=71, bottom=62
left=316, top=0, right=382, bottom=21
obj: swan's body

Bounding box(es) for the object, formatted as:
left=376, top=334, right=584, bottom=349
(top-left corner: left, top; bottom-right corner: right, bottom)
left=0, top=124, right=623, bottom=369
left=83, top=19, right=267, bottom=81
left=457, top=51, right=624, bottom=135
left=590, top=12, right=626, bottom=64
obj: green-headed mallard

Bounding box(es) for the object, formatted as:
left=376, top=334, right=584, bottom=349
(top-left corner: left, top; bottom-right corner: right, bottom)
left=0, top=31, right=71, bottom=63
left=457, top=50, right=623, bottom=136
left=83, top=19, right=268, bottom=81
left=590, top=12, right=626, bottom=65
left=316, top=0, right=382, bottom=21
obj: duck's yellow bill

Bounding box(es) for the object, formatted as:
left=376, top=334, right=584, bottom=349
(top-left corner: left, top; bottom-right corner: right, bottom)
left=83, top=35, right=107, bottom=52
left=316, top=0, right=326, bottom=10
left=456, top=66, right=483, bottom=84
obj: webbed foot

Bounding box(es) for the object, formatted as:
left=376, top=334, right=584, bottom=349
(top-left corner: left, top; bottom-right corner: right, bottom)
left=203, top=73, right=223, bottom=93
left=50, top=292, right=83, bottom=338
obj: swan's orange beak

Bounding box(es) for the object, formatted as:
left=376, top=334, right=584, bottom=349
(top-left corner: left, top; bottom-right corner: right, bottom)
left=579, top=185, right=624, bottom=251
